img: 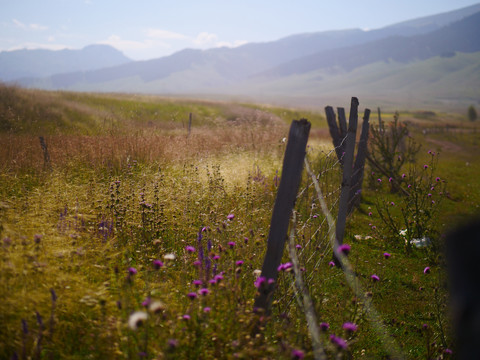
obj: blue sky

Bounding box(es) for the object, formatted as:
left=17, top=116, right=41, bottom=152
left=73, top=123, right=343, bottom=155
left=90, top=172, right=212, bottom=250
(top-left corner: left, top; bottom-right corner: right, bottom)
left=1, top=0, right=479, bottom=60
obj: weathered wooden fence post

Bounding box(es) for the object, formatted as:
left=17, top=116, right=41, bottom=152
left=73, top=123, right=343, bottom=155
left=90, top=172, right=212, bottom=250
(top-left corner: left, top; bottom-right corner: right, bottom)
left=253, top=119, right=311, bottom=313
left=187, top=112, right=193, bottom=137
left=39, top=136, right=51, bottom=170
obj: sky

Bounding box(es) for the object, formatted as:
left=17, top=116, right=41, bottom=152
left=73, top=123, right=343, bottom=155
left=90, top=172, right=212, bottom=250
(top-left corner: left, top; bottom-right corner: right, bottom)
left=1, top=0, right=479, bottom=61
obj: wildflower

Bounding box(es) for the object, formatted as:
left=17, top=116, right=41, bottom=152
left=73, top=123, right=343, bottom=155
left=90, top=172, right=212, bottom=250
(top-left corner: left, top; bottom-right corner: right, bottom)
left=153, top=260, right=164, bottom=269
left=402, top=173, right=406, bottom=179
left=436, top=177, right=441, bottom=182
left=377, top=178, right=382, bottom=183
left=428, top=193, right=432, bottom=197
left=368, top=212, right=372, bottom=216
left=268, top=278, right=275, bottom=285
left=254, top=276, right=266, bottom=288
left=128, top=311, right=148, bottom=330
left=313, top=215, right=318, bottom=218
left=330, top=334, right=348, bottom=350
left=423, top=266, right=431, bottom=274
left=338, top=244, right=351, bottom=256
left=209, top=279, right=217, bottom=285
left=227, top=214, right=235, bottom=220
left=128, top=267, right=137, bottom=276
left=163, top=253, right=176, bottom=260
left=296, top=244, right=302, bottom=249
left=291, top=349, right=305, bottom=359
left=423, top=164, right=429, bottom=169
left=390, top=201, right=395, bottom=206
left=383, top=252, right=391, bottom=259
left=253, top=269, right=262, bottom=277
left=228, top=241, right=236, bottom=248
left=277, top=262, right=293, bottom=271
left=34, top=234, right=42, bottom=244
left=329, top=261, right=335, bottom=267
left=444, top=349, right=453, bottom=355
left=168, top=339, right=179, bottom=348
left=149, top=301, right=165, bottom=313
left=320, top=322, right=330, bottom=331
left=182, top=314, right=191, bottom=321
left=244, top=237, right=249, bottom=244
left=187, top=292, right=198, bottom=300
left=203, top=307, right=211, bottom=313
left=193, top=280, right=203, bottom=287
left=193, top=260, right=202, bottom=266
left=408, top=184, right=412, bottom=188
left=371, top=274, right=380, bottom=282
left=236, top=260, right=244, bottom=266
left=198, top=288, right=210, bottom=296
left=343, top=322, right=358, bottom=332
left=185, top=246, right=195, bottom=253
left=214, top=274, right=224, bottom=282
left=212, top=255, right=220, bottom=260
left=389, top=177, right=393, bottom=183
left=142, top=297, right=151, bottom=307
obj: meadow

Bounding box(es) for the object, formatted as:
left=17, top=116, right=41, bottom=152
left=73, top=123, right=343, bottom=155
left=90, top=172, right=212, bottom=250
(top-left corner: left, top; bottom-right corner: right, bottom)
left=1, top=84, right=479, bottom=359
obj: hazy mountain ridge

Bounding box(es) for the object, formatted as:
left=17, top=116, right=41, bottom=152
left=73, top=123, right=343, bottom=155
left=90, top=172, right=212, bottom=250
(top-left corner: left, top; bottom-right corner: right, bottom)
left=0, top=45, right=131, bottom=81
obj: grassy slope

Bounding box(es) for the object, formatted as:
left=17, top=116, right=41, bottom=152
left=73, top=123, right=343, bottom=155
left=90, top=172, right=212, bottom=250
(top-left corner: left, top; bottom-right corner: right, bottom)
left=1, top=86, right=479, bottom=359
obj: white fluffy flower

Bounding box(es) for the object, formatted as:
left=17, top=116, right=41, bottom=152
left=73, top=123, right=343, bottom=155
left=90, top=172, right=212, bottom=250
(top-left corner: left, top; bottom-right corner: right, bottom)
left=128, top=311, right=148, bottom=330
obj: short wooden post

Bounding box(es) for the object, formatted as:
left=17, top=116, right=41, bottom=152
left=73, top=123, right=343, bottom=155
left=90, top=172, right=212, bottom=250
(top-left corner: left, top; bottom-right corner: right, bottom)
left=333, top=97, right=358, bottom=265
left=39, top=136, right=51, bottom=170
left=253, top=119, right=311, bottom=313
left=187, top=112, right=193, bottom=137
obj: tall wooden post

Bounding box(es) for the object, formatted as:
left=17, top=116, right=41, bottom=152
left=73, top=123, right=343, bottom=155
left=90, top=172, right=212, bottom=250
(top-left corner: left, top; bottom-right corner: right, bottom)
left=254, top=119, right=311, bottom=313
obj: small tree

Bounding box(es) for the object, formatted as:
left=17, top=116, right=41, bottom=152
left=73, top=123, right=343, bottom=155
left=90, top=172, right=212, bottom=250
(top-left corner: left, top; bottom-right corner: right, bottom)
left=468, top=105, right=477, bottom=122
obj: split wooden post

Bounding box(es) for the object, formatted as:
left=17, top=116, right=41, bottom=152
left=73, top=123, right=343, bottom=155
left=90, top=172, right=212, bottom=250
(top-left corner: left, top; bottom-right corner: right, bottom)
left=187, top=112, right=193, bottom=137
left=333, top=97, right=358, bottom=265
left=253, top=119, right=311, bottom=313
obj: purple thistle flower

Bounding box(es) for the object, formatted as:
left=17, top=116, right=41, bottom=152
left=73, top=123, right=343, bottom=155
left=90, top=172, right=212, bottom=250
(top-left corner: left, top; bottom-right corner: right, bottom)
left=182, top=314, right=191, bottom=321
left=192, top=280, right=203, bottom=287
left=423, top=164, right=429, bottom=169
left=343, top=322, right=358, bottom=332
left=371, top=274, right=380, bottom=282
left=424, top=266, right=431, bottom=274
left=212, top=255, right=220, bottom=260
left=338, top=244, right=351, bottom=256
left=389, top=177, right=393, bottom=183
left=236, top=260, right=244, bottom=266
left=203, top=307, right=211, bottom=313
left=444, top=349, right=453, bottom=354
left=320, top=322, right=330, bottom=331
left=295, top=244, right=302, bottom=249
left=142, top=297, right=151, bottom=307
left=186, top=245, right=195, bottom=252
left=390, top=201, right=395, bottom=206
left=128, top=267, right=137, bottom=275
left=291, top=349, right=305, bottom=359
left=227, top=214, right=235, bottom=220
left=198, top=288, right=210, bottom=296
left=328, top=261, right=335, bottom=267
left=402, top=173, right=407, bottom=179
left=209, top=279, right=217, bottom=285
left=214, top=274, right=224, bottom=282
left=254, top=276, right=266, bottom=288
left=368, top=212, right=373, bottom=216
left=330, top=334, right=348, bottom=350
left=277, top=262, right=293, bottom=272
left=187, top=292, right=198, bottom=300
left=168, top=339, right=178, bottom=348
left=153, top=260, right=164, bottom=269
left=383, top=252, right=391, bottom=259
left=436, top=177, right=441, bottom=182
left=193, top=260, right=202, bottom=267
left=377, top=178, right=382, bottom=183
left=228, top=241, right=236, bottom=248
left=268, top=278, right=275, bottom=285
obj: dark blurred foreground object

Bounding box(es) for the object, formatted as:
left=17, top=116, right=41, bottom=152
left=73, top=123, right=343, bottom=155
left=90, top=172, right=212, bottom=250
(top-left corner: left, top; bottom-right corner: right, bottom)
left=446, top=217, right=480, bottom=359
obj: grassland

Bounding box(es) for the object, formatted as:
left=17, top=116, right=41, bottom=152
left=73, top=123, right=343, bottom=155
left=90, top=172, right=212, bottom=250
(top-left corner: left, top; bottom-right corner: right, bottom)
left=0, top=84, right=479, bottom=359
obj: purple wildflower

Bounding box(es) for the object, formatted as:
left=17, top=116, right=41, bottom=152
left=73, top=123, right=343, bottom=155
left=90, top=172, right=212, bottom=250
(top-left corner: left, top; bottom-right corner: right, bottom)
left=371, top=274, right=380, bottom=282
left=182, top=314, right=191, bottom=321
left=423, top=164, right=429, bottom=169
left=193, top=260, right=202, bottom=267
left=128, top=267, right=137, bottom=275
left=338, top=244, right=351, bottom=256
left=291, top=349, right=305, bottom=359
left=390, top=201, right=395, bottom=206
left=377, top=178, right=382, bottom=183
left=436, top=177, right=441, bottom=182
left=198, top=288, right=210, bottom=296
left=296, top=244, right=302, bottom=249
left=187, top=292, right=198, bottom=300
left=153, top=260, right=164, bottom=269
left=254, top=276, right=266, bottom=288
left=389, top=177, right=393, bottom=182
left=320, top=322, right=330, bottom=331
left=227, top=214, right=235, bottom=220
left=368, top=212, right=373, bottom=216
left=402, top=173, right=407, bottom=179
left=168, top=339, right=179, bottom=348
left=228, top=241, right=236, bottom=248
left=383, top=252, right=391, bottom=259
left=203, top=307, right=211, bottom=313
left=330, top=334, right=348, bottom=350
left=185, top=245, right=195, bottom=253
left=142, top=297, right=151, bottom=307
left=236, top=260, right=244, bottom=266
left=214, top=274, right=224, bottom=282
left=444, top=349, right=453, bottom=355
left=343, top=322, right=358, bottom=332
left=424, top=266, right=431, bottom=274
left=277, top=262, right=293, bottom=271
left=192, top=280, right=203, bottom=287
left=329, top=261, right=335, bottom=267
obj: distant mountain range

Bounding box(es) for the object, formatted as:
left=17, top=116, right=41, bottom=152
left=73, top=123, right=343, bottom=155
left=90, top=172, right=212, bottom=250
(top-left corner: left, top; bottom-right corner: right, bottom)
left=3, top=3, right=480, bottom=110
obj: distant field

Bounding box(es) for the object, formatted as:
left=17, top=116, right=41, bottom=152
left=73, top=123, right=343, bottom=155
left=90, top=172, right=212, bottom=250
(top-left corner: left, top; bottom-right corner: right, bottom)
left=0, top=85, right=479, bottom=359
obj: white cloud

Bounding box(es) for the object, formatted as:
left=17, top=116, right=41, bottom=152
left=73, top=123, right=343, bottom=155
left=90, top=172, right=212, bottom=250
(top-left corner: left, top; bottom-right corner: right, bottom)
left=7, top=42, right=73, bottom=51
left=216, top=40, right=248, bottom=48
left=12, top=19, right=48, bottom=31
left=193, top=32, right=218, bottom=46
